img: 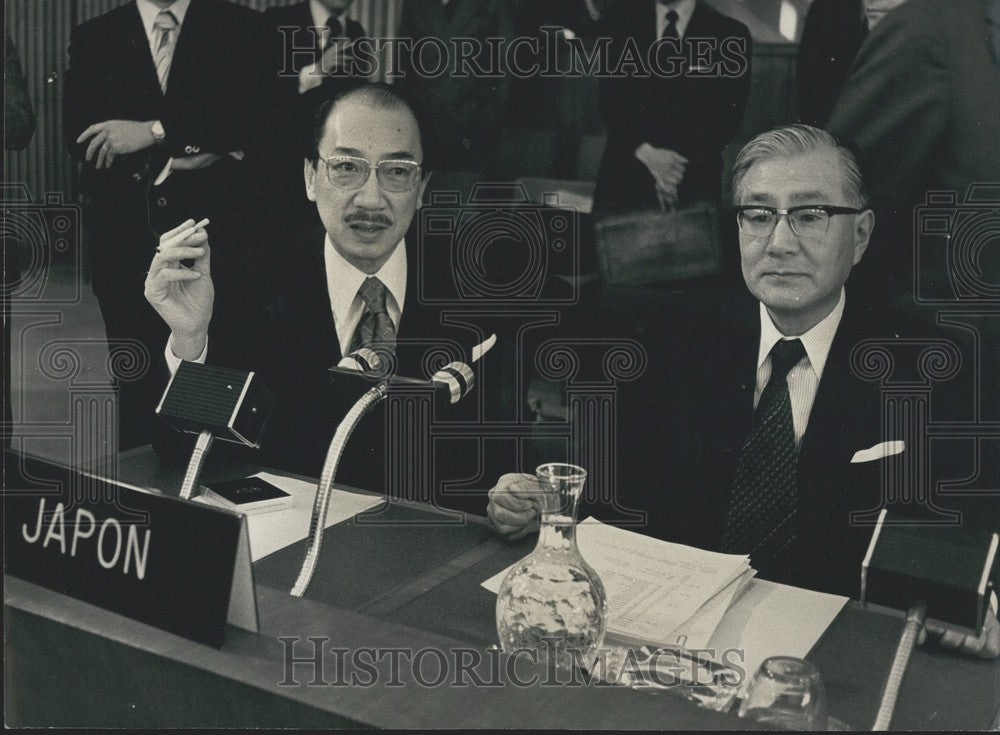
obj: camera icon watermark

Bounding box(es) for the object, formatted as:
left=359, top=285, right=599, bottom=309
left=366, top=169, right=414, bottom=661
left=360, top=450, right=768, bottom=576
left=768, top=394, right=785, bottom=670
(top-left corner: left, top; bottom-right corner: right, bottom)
left=913, top=185, right=1000, bottom=304
left=1, top=183, right=82, bottom=304
left=416, top=183, right=579, bottom=306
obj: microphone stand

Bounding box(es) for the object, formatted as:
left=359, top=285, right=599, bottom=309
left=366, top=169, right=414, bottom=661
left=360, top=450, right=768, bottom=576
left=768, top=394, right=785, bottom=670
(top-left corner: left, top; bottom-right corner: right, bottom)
left=179, top=430, right=214, bottom=500
left=289, top=358, right=477, bottom=598
left=872, top=601, right=927, bottom=730
left=290, top=381, right=390, bottom=597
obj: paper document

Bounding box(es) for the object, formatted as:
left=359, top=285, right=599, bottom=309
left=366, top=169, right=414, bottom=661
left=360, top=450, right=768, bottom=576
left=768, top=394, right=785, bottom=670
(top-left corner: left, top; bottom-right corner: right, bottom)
left=706, top=578, right=848, bottom=690
left=483, top=518, right=752, bottom=647
left=194, top=471, right=383, bottom=561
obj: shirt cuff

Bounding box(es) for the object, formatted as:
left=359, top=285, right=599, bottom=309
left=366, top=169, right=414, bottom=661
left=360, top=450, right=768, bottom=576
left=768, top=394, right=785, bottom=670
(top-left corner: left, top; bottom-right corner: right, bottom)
left=165, top=334, right=208, bottom=374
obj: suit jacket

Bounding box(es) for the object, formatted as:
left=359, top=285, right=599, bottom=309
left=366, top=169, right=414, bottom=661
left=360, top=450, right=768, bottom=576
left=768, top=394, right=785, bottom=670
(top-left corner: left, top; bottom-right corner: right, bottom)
left=796, top=0, right=866, bottom=127
left=608, top=289, right=987, bottom=597
left=826, top=0, right=1000, bottom=300
left=64, top=0, right=269, bottom=296
left=593, top=0, right=752, bottom=214
left=397, top=0, right=514, bottom=173
left=260, top=3, right=367, bottom=230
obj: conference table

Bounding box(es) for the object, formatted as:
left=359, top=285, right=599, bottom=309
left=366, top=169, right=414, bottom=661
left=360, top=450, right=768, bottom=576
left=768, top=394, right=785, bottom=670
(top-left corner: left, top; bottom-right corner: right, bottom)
left=5, top=447, right=999, bottom=729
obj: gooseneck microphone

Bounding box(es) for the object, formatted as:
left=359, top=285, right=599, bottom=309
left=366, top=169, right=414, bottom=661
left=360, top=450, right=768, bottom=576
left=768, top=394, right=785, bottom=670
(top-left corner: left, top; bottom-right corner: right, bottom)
left=290, top=348, right=481, bottom=598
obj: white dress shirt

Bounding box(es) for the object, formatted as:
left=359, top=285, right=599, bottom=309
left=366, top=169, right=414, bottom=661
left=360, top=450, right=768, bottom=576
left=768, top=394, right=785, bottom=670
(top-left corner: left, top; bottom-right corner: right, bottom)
left=656, top=0, right=697, bottom=39
left=165, top=237, right=407, bottom=370
left=324, top=234, right=406, bottom=356
left=755, top=289, right=846, bottom=447
left=309, top=0, right=348, bottom=45
left=136, top=0, right=191, bottom=55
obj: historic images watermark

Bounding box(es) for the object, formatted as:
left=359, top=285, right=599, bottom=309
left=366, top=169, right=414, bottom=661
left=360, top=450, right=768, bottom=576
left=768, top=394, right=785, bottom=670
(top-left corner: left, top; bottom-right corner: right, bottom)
left=275, top=27, right=750, bottom=80
left=278, top=637, right=748, bottom=690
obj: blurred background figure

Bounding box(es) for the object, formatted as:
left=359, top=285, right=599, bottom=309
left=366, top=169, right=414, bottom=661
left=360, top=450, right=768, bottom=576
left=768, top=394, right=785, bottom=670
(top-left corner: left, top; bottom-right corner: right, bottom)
left=264, top=0, right=368, bottom=227
left=826, top=0, right=999, bottom=309
left=4, top=32, right=37, bottom=449
left=796, top=0, right=866, bottom=127
left=592, top=0, right=752, bottom=215
left=396, top=0, right=514, bottom=177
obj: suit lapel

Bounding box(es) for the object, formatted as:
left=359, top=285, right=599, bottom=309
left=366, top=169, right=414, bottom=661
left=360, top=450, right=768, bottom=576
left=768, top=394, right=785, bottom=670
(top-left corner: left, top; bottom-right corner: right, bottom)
left=164, top=0, right=206, bottom=104
left=122, top=2, right=163, bottom=100
left=283, top=227, right=342, bottom=367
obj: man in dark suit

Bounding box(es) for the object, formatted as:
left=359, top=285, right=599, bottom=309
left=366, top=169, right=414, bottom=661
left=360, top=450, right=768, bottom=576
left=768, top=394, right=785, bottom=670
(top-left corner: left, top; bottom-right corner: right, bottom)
left=65, top=0, right=267, bottom=449
left=263, top=0, right=367, bottom=226
left=144, top=83, right=563, bottom=513
left=592, top=0, right=751, bottom=214
left=490, top=125, right=996, bottom=615
left=797, top=0, right=866, bottom=127
left=396, top=0, right=513, bottom=175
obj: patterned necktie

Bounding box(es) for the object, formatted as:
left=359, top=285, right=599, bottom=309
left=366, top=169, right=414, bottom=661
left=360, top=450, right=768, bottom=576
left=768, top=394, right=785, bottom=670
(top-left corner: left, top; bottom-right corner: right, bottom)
left=349, top=277, right=396, bottom=354
left=720, top=338, right=807, bottom=574
left=662, top=9, right=679, bottom=39
left=153, top=10, right=178, bottom=93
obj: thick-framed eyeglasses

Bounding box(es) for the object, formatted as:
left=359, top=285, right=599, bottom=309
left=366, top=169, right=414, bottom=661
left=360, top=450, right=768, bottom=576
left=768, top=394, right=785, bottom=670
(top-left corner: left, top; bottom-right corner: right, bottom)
left=734, top=205, right=865, bottom=238
left=320, top=155, right=422, bottom=192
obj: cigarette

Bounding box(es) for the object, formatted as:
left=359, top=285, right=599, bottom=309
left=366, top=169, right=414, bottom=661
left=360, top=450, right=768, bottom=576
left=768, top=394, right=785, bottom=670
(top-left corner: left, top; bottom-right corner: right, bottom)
left=162, top=218, right=211, bottom=251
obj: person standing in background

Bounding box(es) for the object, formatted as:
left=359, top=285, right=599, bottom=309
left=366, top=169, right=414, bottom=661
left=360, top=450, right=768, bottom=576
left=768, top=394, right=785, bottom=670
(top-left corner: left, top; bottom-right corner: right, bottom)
left=64, top=0, right=268, bottom=449
left=263, top=0, right=368, bottom=227
left=826, top=0, right=1000, bottom=306
left=592, top=0, right=752, bottom=215
left=396, top=0, right=514, bottom=176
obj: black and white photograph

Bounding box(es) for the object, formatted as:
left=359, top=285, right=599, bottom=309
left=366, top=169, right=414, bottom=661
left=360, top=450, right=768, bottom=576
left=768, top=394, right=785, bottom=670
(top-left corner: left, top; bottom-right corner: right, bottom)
left=3, top=0, right=999, bottom=729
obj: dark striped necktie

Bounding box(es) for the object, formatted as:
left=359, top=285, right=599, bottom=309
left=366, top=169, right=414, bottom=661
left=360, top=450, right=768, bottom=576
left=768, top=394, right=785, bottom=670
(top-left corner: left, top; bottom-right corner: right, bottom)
left=349, top=277, right=396, bottom=354
left=720, top=338, right=806, bottom=574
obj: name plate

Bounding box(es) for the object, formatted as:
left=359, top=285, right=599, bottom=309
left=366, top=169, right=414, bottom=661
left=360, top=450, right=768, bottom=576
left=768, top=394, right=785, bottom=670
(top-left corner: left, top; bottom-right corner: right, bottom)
left=3, top=450, right=257, bottom=648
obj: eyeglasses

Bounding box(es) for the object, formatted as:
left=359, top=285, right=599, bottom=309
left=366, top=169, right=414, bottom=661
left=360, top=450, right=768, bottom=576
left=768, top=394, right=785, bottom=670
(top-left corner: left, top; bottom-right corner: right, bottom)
left=319, top=155, right=422, bottom=192
left=734, top=205, right=865, bottom=238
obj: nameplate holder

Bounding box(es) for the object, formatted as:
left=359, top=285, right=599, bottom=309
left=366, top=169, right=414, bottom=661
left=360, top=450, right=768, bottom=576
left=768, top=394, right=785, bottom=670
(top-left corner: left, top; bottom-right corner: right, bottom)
left=3, top=450, right=258, bottom=648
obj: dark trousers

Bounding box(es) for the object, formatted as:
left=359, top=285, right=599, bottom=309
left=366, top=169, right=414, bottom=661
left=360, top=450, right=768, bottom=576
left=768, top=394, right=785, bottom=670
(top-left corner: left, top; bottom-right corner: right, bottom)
left=95, top=285, right=169, bottom=450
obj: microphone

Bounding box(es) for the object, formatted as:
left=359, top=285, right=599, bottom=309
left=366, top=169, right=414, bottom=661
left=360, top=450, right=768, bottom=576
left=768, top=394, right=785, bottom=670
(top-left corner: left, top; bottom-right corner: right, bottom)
left=155, top=361, right=273, bottom=500
left=861, top=509, right=998, bottom=730
left=290, top=346, right=483, bottom=597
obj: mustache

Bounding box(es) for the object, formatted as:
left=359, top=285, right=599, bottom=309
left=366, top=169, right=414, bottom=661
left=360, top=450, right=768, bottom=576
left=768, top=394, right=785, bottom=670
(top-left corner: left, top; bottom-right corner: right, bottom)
left=345, top=212, right=392, bottom=227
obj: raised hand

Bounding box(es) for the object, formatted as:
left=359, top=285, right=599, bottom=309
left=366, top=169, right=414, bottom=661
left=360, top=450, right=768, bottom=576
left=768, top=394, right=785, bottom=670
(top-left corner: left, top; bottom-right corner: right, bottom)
left=143, top=219, right=214, bottom=359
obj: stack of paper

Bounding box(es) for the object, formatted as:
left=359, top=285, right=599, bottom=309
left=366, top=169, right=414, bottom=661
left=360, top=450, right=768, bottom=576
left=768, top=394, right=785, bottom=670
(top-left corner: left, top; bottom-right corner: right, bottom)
left=482, top=517, right=755, bottom=650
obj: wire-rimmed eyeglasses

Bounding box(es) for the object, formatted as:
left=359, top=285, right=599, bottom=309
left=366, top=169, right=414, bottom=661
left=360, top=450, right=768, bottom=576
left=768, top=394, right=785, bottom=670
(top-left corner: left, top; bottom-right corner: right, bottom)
left=319, top=155, right=422, bottom=192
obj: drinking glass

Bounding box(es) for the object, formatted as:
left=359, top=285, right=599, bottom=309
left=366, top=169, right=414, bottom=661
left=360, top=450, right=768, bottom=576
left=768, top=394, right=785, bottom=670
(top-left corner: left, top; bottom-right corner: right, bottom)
left=738, top=656, right=828, bottom=730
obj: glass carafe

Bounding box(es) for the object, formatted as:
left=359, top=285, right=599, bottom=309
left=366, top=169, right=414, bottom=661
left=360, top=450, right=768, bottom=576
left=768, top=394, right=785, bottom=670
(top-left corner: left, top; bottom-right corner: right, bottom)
left=495, top=463, right=608, bottom=674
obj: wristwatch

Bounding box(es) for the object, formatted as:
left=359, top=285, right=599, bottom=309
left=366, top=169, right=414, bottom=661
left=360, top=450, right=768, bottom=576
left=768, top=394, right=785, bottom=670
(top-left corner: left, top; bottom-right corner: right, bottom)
left=150, top=120, right=165, bottom=142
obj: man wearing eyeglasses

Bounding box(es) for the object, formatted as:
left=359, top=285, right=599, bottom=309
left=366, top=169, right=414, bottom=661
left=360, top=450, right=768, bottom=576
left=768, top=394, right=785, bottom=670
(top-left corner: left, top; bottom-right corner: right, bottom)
left=142, top=84, right=492, bottom=503
left=489, top=126, right=997, bottom=640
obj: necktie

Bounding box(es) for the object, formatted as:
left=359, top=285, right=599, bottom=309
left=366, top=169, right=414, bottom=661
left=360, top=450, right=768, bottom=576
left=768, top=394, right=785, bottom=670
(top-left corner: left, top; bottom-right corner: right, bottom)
left=153, top=10, right=178, bottom=93
left=720, top=338, right=807, bottom=574
left=662, top=9, right=679, bottom=39
left=350, top=277, right=397, bottom=354
left=323, top=15, right=343, bottom=50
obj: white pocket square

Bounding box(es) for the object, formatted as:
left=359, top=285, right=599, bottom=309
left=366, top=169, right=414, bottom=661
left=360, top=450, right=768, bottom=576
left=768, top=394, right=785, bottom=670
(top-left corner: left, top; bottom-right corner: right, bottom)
left=851, top=440, right=905, bottom=463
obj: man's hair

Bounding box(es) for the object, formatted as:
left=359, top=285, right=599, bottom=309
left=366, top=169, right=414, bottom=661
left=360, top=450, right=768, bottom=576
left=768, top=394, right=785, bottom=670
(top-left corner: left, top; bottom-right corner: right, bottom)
left=731, top=124, right=869, bottom=207
left=306, top=82, right=438, bottom=173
